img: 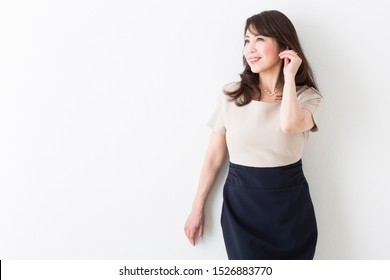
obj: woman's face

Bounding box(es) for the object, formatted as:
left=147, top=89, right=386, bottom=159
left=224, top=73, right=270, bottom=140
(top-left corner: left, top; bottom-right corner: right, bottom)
left=243, top=28, right=282, bottom=74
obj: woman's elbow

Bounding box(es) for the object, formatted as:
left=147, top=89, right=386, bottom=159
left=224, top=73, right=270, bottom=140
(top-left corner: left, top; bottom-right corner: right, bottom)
left=211, top=150, right=227, bottom=168
left=281, top=123, right=298, bottom=134
left=281, top=121, right=314, bottom=134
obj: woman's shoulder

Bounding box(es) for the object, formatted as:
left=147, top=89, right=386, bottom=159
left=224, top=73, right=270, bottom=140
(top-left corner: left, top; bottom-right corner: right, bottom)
left=297, top=85, right=322, bottom=98
left=296, top=84, right=323, bottom=110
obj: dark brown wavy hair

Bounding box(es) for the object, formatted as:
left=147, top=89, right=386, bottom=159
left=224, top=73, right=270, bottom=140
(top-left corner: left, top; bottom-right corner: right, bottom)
left=226, top=10, right=318, bottom=106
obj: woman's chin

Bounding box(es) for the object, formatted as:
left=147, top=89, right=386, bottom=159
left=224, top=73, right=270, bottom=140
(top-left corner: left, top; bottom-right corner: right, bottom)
left=249, top=67, right=260, bottom=73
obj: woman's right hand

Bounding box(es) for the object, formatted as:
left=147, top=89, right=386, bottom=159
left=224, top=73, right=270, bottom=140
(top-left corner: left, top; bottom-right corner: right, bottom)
left=184, top=208, right=205, bottom=246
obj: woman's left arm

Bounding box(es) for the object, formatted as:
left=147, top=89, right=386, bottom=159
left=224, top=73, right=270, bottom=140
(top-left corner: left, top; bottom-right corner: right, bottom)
left=279, top=50, right=315, bottom=134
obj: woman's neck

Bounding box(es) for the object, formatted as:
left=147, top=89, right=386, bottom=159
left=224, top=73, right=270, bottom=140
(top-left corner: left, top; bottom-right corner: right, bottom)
left=259, top=69, right=281, bottom=91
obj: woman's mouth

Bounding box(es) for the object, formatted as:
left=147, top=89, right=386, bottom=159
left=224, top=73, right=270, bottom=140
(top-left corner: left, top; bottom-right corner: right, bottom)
left=248, top=57, right=260, bottom=64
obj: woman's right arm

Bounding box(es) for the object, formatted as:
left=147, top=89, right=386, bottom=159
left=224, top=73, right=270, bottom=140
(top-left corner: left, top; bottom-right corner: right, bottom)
left=184, top=131, right=228, bottom=246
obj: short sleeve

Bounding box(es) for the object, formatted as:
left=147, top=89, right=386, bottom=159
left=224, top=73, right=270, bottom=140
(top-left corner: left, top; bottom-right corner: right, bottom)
left=207, top=92, right=227, bottom=134
left=297, top=86, right=323, bottom=132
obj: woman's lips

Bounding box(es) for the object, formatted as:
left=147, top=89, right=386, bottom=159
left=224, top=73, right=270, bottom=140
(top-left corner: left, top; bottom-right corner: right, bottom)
left=248, top=57, right=260, bottom=64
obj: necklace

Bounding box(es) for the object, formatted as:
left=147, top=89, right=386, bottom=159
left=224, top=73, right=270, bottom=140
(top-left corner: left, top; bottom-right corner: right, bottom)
left=261, top=86, right=279, bottom=97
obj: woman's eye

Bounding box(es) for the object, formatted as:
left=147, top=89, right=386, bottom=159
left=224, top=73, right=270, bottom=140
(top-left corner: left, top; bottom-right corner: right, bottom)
left=244, top=39, right=249, bottom=45
left=256, top=37, right=264, bottom=42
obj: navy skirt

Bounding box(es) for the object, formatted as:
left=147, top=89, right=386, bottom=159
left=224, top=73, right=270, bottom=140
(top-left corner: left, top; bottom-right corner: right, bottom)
left=221, top=160, right=317, bottom=260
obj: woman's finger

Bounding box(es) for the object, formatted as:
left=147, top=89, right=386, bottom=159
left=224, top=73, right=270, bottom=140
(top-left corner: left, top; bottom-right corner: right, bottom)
left=279, top=50, right=299, bottom=57
left=198, top=224, right=204, bottom=240
left=187, top=228, right=196, bottom=246
left=185, top=222, right=198, bottom=246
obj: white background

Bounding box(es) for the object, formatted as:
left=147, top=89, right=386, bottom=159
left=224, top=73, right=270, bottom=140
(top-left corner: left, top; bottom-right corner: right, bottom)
left=0, top=0, right=389, bottom=259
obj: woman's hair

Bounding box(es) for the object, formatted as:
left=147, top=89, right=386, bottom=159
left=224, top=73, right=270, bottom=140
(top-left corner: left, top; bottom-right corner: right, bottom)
left=226, top=10, right=318, bottom=106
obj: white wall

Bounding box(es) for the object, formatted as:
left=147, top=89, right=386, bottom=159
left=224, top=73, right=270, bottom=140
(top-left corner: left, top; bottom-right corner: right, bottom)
left=1, top=0, right=389, bottom=259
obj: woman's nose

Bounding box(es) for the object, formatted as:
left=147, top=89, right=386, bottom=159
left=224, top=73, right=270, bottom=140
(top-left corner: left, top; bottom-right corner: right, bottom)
left=247, top=42, right=256, bottom=53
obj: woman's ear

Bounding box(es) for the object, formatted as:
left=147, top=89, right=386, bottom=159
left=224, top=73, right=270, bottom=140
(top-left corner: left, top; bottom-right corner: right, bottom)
left=278, top=44, right=287, bottom=52
left=278, top=44, right=289, bottom=52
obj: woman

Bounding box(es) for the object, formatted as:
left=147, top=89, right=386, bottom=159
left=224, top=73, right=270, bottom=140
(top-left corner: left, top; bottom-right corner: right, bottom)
left=184, top=10, right=322, bottom=260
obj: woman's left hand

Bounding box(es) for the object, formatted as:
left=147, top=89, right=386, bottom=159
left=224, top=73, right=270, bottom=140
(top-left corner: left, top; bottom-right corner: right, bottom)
left=279, top=50, right=302, bottom=78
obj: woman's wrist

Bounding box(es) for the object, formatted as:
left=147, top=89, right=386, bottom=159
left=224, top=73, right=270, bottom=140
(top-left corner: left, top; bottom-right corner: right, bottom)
left=283, top=74, right=296, bottom=84
left=192, top=200, right=205, bottom=212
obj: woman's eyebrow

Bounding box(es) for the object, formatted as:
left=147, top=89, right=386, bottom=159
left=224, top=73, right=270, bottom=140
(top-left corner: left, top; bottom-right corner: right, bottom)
left=245, top=31, right=260, bottom=37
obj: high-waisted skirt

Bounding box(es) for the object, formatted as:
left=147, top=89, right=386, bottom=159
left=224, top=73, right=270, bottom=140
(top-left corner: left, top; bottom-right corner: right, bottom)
left=221, top=160, right=317, bottom=260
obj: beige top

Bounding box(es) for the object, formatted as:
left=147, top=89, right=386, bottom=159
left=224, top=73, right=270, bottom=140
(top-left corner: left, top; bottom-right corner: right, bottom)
left=207, top=84, right=322, bottom=167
